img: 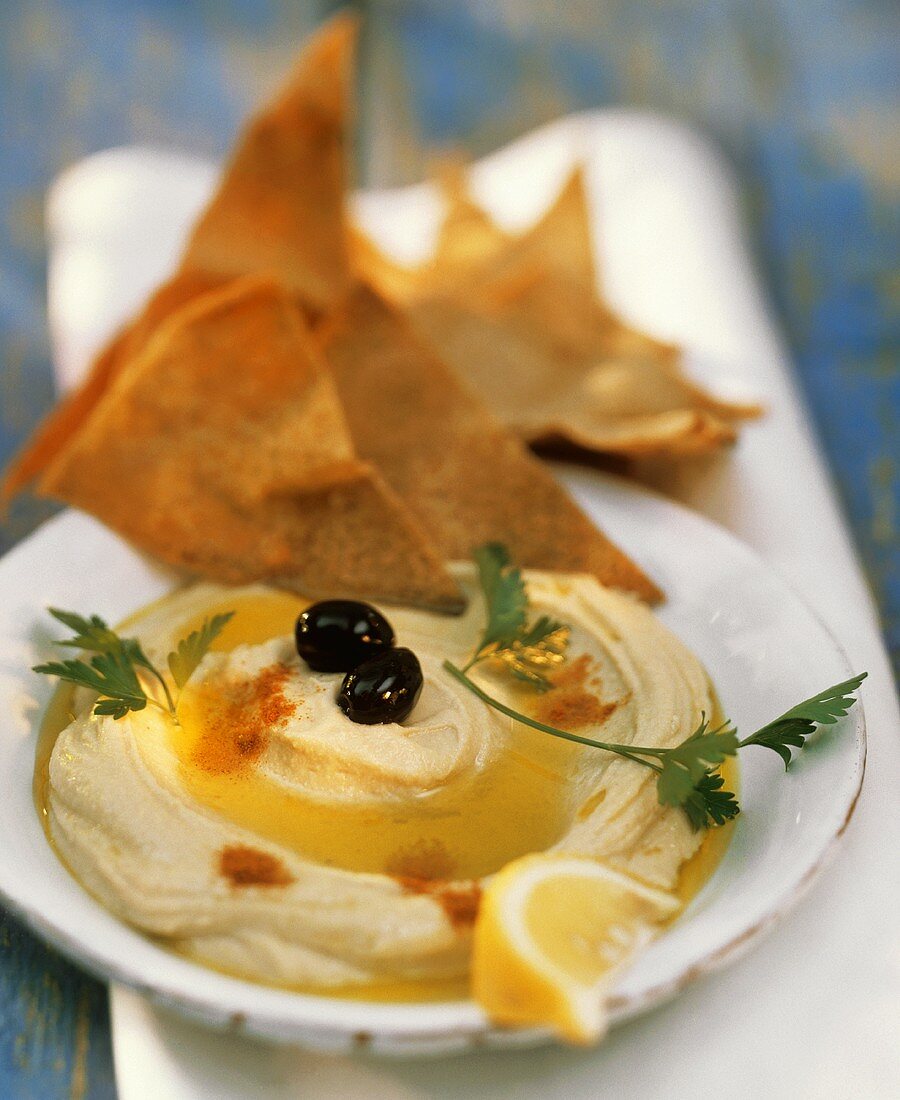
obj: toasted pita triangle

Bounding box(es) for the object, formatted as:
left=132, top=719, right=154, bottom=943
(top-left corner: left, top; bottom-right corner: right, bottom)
left=1, top=270, right=225, bottom=505
left=178, top=14, right=355, bottom=312
left=457, top=166, right=597, bottom=298
left=317, top=283, right=662, bottom=601
left=430, top=160, right=513, bottom=279
left=481, top=265, right=677, bottom=364
left=3, top=16, right=356, bottom=505
left=38, top=278, right=464, bottom=612
left=347, top=159, right=509, bottom=305
left=350, top=160, right=759, bottom=461
left=409, top=295, right=757, bottom=458
left=353, top=165, right=597, bottom=307
left=348, top=224, right=425, bottom=303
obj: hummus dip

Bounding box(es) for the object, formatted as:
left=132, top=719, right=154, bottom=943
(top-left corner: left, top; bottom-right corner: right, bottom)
left=42, top=566, right=719, bottom=992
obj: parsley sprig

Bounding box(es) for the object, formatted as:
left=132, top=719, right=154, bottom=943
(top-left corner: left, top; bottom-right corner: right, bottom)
left=737, top=679, right=865, bottom=766
left=460, top=544, right=570, bottom=691
left=444, top=545, right=866, bottom=829
left=34, top=607, right=234, bottom=721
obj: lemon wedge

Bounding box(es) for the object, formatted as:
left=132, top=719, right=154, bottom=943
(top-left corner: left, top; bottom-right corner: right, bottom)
left=472, top=854, right=681, bottom=1043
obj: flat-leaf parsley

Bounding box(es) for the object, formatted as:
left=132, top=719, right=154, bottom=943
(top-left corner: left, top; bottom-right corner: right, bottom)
left=34, top=607, right=234, bottom=722
left=444, top=545, right=865, bottom=829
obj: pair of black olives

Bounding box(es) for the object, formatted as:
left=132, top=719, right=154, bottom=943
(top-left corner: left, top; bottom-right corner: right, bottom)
left=294, top=600, right=423, bottom=725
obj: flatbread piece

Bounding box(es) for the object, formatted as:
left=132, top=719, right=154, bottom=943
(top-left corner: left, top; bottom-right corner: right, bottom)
left=318, top=283, right=662, bottom=601
left=38, top=278, right=464, bottom=612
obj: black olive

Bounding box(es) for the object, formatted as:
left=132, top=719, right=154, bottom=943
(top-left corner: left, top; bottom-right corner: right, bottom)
left=337, top=648, right=423, bottom=725
left=295, top=600, right=395, bottom=672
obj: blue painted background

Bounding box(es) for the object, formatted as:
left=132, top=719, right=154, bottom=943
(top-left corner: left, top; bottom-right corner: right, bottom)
left=1, top=1, right=897, bottom=1094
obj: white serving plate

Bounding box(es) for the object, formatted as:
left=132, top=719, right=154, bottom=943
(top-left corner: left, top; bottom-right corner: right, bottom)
left=0, top=469, right=864, bottom=1054
left=21, top=109, right=900, bottom=1095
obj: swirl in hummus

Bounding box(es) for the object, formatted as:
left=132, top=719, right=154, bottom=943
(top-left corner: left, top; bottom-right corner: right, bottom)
left=44, top=565, right=716, bottom=991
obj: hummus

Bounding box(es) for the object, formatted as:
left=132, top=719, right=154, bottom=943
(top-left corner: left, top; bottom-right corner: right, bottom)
left=44, top=566, right=715, bottom=990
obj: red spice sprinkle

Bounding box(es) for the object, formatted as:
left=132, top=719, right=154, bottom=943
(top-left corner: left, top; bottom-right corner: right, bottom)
left=533, top=654, right=618, bottom=730
left=219, top=845, right=294, bottom=887
left=397, top=876, right=482, bottom=929
left=191, top=663, right=295, bottom=774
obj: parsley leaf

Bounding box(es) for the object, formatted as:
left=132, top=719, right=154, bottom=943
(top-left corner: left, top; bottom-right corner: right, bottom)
left=739, top=673, right=868, bottom=767
left=472, top=543, right=528, bottom=651
left=517, top=614, right=566, bottom=649
left=498, top=624, right=571, bottom=692
left=167, top=612, right=234, bottom=689
left=34, top=605, right=237, bottom=721
left=33, top=652, right=148, bottom=719
left=682, top=771, right=741, bottom=831
left=656, top=718, right=739, bottom=808
left=48, top=608, right=122, bottom=653
left=48, top=607, right=159, bottom=681
left=466, top=544, right=569, bottom=689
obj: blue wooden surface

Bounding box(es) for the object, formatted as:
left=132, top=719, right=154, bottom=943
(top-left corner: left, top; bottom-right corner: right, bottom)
left=1, top=1, right=897, bottom=1095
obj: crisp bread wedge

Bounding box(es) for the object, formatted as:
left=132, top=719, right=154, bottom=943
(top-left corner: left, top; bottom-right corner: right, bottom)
left=347, top=160, right=511, bottom=304
left=428, top=160, right=513, bottom=282
left=38, top=278, right=465, bottom=612
left=317, top=283, right=662, bottom=601
left=409, top=294, right=757, bottom=458
left=352, top=163, right=760, bottom=461
left=437, top=164, right=597, bottom=299
left=352, top=165, right=595, bottom=306
left=348, top=224, right=424, bottom=302
left=1, top=270, right=225, bottom=504
left=178, top=13, right=356, bottom=312
left=3, top=15, right=356, bottom=505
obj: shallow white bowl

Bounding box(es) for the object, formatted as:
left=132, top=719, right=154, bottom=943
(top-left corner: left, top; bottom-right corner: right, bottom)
left=0, top=468, right=865, bottom=1055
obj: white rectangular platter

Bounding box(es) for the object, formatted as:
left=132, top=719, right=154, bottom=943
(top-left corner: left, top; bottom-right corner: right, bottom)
left=45, top=110, right=900, bottom=1099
